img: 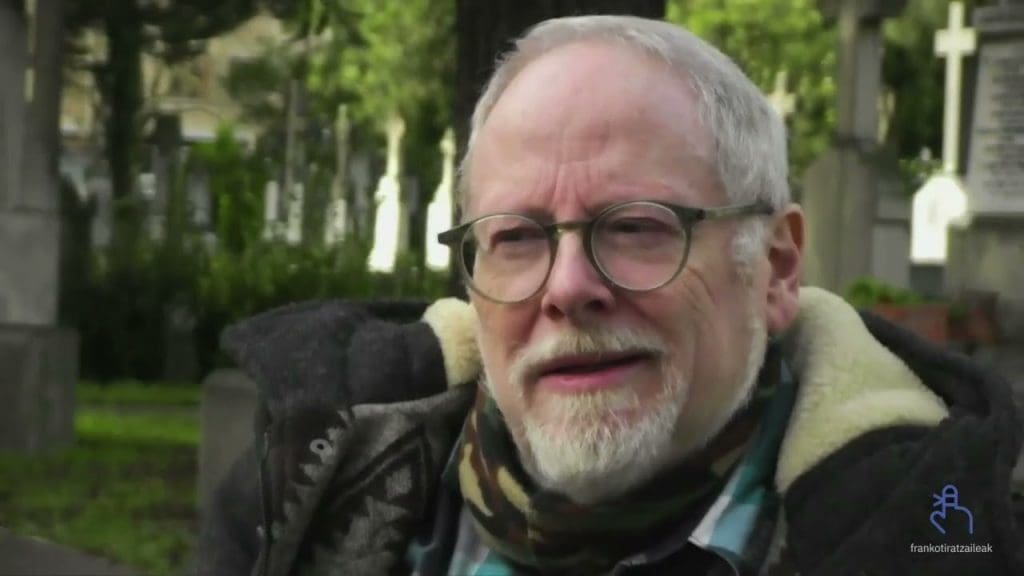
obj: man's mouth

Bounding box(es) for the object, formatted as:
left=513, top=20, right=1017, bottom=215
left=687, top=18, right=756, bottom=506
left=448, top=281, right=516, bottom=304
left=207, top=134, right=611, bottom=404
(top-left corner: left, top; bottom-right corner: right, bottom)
left=536, top=352, right=653, bottom=392
left=541, top=353, right=647, bottom=374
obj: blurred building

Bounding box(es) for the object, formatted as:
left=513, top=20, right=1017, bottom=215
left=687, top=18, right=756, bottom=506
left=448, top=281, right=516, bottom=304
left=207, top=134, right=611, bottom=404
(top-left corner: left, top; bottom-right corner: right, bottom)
left=59, top=13, right=289, bottom=247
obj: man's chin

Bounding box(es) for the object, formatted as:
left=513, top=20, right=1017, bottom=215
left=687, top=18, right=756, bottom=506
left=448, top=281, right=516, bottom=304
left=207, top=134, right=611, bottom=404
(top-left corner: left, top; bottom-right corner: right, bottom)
left=519, top=408, right=679, bottom=504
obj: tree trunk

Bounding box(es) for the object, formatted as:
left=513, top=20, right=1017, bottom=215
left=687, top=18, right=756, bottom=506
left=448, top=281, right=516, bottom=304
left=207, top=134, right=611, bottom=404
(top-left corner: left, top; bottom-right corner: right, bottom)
left=105, top=0, right=144, bottom=260
left=449, top=0, right=667, bottom=296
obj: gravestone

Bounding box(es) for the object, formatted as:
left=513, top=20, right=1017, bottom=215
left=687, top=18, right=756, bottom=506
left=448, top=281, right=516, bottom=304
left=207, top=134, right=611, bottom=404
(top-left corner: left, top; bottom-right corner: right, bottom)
left=872, top=176, right=912, bottom=290
left=198, top=369, right=258, bottom=515
left=86, top=167, right=113, bottom=248
left=349, top=151, right=373, bottom=243
left=325, top=104, right=351, bottom=246
left=767, top=70, right=796, bottom=121
left=426, top=129, right=456, bottom=271
left=368, top=114, right=406, bottom=273
left=154, top=113, right=188, bottom=246
left=947, top=0, right=1024, bottom=344
left=163, top=304, right=199, bottom=384
left=285, top=183, right=304, bottom=245
left=187, top=165, right=212, bottom=231
left=910, top=3, right=974, bottom=294
left=0, top=0, right=78, bottom=453
left=802, top=0, right=908, bottom=292
left=262, top=180, right=281, bottom=241
left=943, top=0, right=1024, bottom=493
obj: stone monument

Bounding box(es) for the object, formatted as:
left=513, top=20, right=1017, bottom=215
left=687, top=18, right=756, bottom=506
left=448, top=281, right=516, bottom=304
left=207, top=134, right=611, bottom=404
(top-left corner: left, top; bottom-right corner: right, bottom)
left=426, top=129, right=456, bottom=271
left=325, top=104, right=350, bottom=246
left=262, top=180, right=280, bottom=241
left=909, top=2, right=974, bottom=294
left=368, top=114, right=405, bottom=273
left=947, top=0, right=1024, bottom=353
left=802, top=0, right=908, bottom=292
left=0, top=0, right=78, bottom=453
left=767, top=70, right=796, bottom=121
left=198, top=369, right=258, bottom=516
left=943, top=0, right=1024, bottom=492
left=285, top=183, right=304, bottom=245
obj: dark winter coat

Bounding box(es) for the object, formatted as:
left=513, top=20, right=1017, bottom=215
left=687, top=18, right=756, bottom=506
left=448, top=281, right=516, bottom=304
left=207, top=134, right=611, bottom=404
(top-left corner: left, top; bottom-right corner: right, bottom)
left=194, top=287, right=1024, bottom=575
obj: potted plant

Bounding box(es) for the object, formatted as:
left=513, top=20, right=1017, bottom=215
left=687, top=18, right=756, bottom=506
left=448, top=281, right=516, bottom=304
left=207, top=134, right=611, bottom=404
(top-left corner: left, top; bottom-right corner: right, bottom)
left=844, top=278, right=951, bottom=344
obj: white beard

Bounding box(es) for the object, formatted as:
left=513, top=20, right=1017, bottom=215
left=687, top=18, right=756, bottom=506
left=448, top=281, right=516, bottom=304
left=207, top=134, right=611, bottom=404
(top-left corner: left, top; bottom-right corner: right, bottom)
left=481, top=309, right=769, bottom=506
left=520, top=358, right=688, bottom=504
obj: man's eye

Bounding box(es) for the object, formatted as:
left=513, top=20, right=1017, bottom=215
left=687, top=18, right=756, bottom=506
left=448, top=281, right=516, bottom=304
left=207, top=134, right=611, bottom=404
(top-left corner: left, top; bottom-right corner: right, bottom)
left=607, top=218, right=674, bottom=234
left=492, top=227, right=545, bottom=244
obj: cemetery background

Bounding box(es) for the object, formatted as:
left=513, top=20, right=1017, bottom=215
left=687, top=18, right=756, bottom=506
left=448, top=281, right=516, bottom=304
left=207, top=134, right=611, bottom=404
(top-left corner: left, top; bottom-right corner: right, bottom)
left=2, top=0, right=1022, bottom=574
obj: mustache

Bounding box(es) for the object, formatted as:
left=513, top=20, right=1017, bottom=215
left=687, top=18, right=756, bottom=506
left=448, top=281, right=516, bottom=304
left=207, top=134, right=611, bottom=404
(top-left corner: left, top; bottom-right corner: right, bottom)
left=508, top=325, right=667, bottom=385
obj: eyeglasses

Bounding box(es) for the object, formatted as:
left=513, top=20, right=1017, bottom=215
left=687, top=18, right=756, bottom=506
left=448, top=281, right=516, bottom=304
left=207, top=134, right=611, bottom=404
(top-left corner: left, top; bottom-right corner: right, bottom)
left=437, top=200, right=774, bottom=304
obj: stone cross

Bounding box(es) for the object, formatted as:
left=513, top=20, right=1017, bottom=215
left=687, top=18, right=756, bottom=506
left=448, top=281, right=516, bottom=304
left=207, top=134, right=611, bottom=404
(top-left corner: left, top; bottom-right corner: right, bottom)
left=426, top=129, right=456, bottom=271
left=935, top=2, right=976, bottom=174
left=368, top=114, right=405, bottom=273
left=768, top=70, right=796, bottom=120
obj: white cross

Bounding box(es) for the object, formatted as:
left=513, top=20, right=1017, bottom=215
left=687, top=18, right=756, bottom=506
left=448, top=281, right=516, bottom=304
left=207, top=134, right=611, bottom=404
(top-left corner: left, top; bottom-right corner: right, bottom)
left=768, top=70, right=796, bottom=120
left=935, top=2, right=976, bottom=174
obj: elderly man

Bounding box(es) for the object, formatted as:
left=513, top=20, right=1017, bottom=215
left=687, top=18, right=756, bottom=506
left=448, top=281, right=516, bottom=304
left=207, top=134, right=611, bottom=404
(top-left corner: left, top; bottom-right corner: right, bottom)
left=196, top=15, right=1023, bottom=576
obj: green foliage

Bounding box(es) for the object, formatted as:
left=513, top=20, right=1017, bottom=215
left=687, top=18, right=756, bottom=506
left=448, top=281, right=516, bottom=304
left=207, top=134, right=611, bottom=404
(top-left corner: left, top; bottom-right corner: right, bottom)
left=0, top=404, right=198, bottom=575
left=77, top=240, right=199, bottom=381
left=844, top=277, right=926, bottom=308
left=191, top=126, right=269, bottom=254
left=883, top=0, right=956, bottom=161
left=78, top=381, right=201, bottom=406
left=667, top=0, right=837, bottom=176
left=224, top=0, right=455, bottom=240
left=312, top=0, right=454, bottom=127
left=667, top=0, right=970, bottom=195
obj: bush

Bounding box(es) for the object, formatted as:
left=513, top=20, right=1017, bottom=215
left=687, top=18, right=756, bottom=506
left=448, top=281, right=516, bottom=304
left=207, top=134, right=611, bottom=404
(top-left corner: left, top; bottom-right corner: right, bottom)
left=844, top=277, right=926, bottom=309
left=73, top=238, right=452, bottom=380
left=68, top=123, right=453, bottom=381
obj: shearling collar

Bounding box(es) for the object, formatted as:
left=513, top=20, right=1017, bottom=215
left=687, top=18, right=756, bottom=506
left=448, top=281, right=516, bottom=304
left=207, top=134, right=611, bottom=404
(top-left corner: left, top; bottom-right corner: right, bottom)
left=421, top=287, right=951, bottom=495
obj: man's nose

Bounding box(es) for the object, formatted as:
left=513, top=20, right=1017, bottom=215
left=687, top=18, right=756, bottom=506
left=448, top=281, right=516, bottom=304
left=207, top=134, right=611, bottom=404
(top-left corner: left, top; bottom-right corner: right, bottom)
left=539, top=233, right=615, bottom=322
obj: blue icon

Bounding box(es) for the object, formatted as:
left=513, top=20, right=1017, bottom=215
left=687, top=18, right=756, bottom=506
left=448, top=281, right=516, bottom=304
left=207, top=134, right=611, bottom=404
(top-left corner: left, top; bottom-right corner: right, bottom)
left=930, top=484, right=974, bottom=536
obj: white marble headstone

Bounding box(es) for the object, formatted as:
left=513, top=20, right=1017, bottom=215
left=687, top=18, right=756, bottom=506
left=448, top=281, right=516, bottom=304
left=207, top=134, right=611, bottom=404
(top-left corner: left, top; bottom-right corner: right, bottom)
left=426, top=129, right=456, bottom=271
left=911, top=173, right=968, bottom=264
left=368, top=115, right=406, bottom=273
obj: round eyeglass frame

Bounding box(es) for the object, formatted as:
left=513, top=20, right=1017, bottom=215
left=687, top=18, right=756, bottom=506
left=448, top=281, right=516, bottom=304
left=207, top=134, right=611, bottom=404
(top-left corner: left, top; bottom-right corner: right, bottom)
left=437, top=200, right=774, bottom=304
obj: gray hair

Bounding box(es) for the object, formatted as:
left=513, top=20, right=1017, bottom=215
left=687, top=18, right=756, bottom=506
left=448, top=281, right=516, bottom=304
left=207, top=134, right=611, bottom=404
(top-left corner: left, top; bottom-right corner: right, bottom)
left=458, top=15, right=790, bottom=270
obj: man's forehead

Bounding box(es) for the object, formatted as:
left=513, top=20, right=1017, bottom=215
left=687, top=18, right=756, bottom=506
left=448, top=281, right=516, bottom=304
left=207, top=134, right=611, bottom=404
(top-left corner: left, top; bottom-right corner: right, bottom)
left=465, top=40, right=719, bottom=213
left=482, top=40, right=702, bottom=136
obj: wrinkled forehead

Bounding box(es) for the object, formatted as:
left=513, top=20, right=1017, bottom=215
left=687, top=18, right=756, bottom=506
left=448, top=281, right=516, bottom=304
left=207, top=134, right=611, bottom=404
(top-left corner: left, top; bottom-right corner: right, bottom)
left=465, top=41, right=718, bottom=215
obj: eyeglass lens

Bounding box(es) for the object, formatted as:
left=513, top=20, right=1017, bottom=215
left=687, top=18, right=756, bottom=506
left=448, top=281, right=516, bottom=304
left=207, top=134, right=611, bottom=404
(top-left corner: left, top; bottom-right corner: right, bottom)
left=460, top=202, right=689, bottom=302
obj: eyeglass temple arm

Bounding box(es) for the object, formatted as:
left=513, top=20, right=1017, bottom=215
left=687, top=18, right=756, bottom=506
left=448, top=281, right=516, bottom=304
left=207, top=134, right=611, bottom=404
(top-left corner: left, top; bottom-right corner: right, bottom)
left=437, top=225, right=468, bottom=246
left=699, top=201, right=774, bottom=221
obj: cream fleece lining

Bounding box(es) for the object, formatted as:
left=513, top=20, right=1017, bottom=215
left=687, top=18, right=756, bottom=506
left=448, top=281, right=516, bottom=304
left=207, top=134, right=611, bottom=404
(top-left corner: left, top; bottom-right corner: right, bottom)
left=422, top=298, right=480, bottom=389
left=774, top=287, right=948, bottom=492
left=421, top=287, right=951, bottom=495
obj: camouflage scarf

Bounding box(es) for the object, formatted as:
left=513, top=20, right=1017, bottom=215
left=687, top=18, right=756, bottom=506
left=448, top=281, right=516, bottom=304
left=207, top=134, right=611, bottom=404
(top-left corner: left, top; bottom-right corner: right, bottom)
left=457, top=372, right=774, bottom=575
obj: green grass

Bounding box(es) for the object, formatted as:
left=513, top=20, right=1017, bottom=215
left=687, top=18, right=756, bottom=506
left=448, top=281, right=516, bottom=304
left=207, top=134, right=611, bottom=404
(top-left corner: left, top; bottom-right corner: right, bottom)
left=0, top=390, right=199, bottom=575
left=78, top=380, right=201, bottom=407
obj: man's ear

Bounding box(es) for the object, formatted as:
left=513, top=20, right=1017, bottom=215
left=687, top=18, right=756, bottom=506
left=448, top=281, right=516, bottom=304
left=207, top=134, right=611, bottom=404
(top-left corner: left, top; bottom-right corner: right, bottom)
left=765, top=204, right=805, bottom=335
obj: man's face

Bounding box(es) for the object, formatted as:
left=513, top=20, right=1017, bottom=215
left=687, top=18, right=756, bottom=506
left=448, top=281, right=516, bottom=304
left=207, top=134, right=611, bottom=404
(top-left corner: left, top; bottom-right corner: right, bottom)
left=467, top=41, right=770, bottom=503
